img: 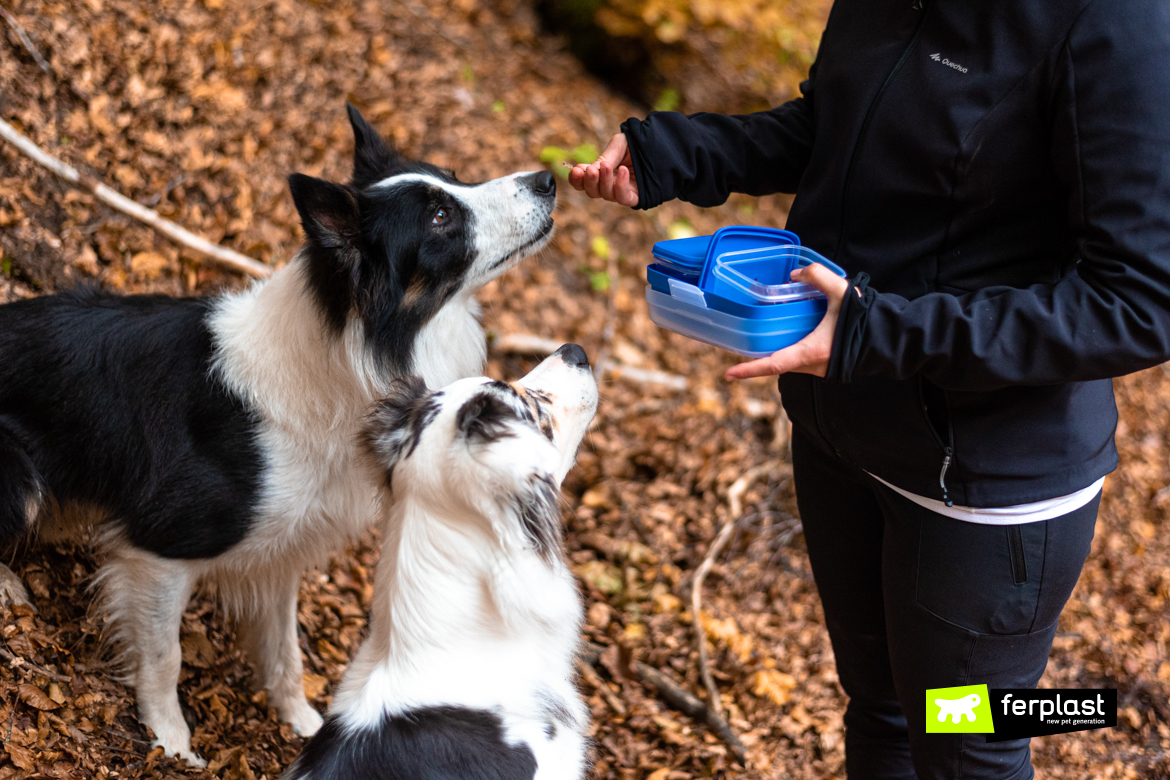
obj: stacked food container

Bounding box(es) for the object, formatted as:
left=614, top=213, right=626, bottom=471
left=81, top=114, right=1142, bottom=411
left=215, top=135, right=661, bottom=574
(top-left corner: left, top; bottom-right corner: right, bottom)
left=645, top=226, right=846, bottom=358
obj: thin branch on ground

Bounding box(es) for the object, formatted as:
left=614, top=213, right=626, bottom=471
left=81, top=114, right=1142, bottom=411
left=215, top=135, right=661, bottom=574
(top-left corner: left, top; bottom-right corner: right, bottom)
left=580, top=642, right=748, bottom=766
left=492, top=332, right=687, bottom=391
left=394, top=1, right=470, bottom=50
left=0, top=642, right=72, bottom=683
left=691, top=463, right=775, bottom=720
left=0, top=118, right=272, bottom=279
left=0, top=3, right=50, bottom=72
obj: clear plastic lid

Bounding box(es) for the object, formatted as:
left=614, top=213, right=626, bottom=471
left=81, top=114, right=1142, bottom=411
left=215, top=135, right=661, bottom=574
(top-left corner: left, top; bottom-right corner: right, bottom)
left=711, top=246, right=829, bottom=304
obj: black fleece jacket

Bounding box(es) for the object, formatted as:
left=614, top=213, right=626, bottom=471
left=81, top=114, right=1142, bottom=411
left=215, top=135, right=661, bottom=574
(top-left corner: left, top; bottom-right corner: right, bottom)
left=622, top=0, right=1170, bottom=506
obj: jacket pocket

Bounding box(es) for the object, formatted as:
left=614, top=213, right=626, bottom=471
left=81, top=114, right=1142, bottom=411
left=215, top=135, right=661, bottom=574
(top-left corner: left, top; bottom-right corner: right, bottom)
left=915, top=515, right=1042, bottom=634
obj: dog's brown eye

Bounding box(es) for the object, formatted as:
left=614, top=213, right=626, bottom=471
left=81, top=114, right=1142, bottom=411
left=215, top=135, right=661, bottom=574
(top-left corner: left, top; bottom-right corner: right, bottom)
left=432, top=208, right=448, bottom=225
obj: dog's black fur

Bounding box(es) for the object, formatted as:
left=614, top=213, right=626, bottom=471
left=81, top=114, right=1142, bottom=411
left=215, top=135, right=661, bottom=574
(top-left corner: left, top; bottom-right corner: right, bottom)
left=0, top=292, right=263, bottom=558
left=291, top=707, right=538, bottom=780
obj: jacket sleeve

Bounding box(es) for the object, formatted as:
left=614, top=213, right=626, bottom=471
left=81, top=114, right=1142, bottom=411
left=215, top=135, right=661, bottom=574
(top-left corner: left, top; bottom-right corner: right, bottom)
left=827, top=0, right=1170, bottom=392
left=620, top=77, right=818, bottom=210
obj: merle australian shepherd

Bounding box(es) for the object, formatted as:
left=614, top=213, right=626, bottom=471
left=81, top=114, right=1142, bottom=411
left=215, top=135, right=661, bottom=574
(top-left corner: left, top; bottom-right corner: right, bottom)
left=0, top=104, right=558, bottom=765
left=284, top=345, right=598, bottom=780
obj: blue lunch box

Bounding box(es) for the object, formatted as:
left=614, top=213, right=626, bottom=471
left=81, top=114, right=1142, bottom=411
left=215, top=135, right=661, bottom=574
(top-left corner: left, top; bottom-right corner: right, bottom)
left=646, top=226, right=846, bottom=358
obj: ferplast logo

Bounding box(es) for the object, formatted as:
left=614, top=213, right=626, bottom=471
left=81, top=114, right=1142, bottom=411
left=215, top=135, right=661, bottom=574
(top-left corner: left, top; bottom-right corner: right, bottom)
left=926, top=684, right=995, bottom=734
left=925, top=686, right=1117, bottom=740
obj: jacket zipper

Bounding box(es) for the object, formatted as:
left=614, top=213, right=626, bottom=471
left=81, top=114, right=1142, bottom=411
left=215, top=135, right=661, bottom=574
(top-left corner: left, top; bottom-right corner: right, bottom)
left=921, top=378, right=955, bottom=506
left=834, top=0, right=933, bottom=261
left=938, top=446, right=953, bottom=507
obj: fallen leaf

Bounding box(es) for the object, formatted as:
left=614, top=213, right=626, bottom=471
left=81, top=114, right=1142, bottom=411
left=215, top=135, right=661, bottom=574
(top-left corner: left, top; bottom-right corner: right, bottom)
left=303, top=673, right=329, bottom=701
left=750, top=669, right=797, bottom=707
left=180, top=632, right=217, bottom=668
left=18, top=683, right=60, bottom=711
left=130, top=251, right=170, bottom=280
left=4, top=742, right=35, bottom=771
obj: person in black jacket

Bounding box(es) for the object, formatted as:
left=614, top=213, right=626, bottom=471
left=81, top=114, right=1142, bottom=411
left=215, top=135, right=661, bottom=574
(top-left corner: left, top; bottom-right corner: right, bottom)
left=570, top=1, right=1170, bottom=778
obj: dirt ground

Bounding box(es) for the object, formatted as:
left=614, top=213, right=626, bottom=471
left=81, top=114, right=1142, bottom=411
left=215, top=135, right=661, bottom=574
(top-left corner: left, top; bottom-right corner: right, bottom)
left=0, top=1, right=1167, bottom=778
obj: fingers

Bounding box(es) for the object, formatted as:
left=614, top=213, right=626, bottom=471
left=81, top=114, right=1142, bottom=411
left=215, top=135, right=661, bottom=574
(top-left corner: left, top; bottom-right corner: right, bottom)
left=614, top=165, right=640, bottom=207
left=724, top=339, right=823, bottom=381
left=569, top=134, right=637, bottom=204
left=569, top=159, right=638, bottom=205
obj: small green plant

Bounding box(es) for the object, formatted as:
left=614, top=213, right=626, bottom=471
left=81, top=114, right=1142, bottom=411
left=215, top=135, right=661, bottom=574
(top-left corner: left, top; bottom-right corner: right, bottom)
left=0, top=256, right=11, bottom=277
left=461, top=63, right=475, bottom=84
left=591, top=235, right=612, bottom=260
left=491, top=100, right=506, bottom=114
left=653, top=87, right=680, bottom=112
left=540, top=143, right=601, bottom=179
left=579, top=264, right=610, bottom=292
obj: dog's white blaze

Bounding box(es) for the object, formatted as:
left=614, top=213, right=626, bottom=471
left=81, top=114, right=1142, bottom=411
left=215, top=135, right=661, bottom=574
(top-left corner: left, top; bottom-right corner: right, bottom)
left=332, top=363, right=597, bottom=780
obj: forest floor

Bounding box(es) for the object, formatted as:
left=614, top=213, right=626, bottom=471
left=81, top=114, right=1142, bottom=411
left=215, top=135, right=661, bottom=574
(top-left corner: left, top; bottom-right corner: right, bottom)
left=0, top=1, right=1167, bottom=778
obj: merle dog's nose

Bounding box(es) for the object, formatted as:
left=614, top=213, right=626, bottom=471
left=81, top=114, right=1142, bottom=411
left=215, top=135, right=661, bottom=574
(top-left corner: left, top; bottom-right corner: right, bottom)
left=522, top=171, right=557, bottom=197
left=555, top=343, right=590, bottom=369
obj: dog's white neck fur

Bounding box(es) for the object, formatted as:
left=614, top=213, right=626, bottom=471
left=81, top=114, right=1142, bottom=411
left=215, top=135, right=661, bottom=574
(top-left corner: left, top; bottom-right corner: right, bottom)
left=204, top=255, right=487, bottom=571
left=332, top=496, right=587, bottom=779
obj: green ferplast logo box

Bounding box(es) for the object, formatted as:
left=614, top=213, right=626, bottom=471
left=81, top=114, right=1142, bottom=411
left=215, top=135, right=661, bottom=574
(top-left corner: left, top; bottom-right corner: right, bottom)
left=926, top=684, right=995, bottom=734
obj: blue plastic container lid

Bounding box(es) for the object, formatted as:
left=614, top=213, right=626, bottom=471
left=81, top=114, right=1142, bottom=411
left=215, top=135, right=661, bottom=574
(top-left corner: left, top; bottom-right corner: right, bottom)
left=651, top=235, right=710, bottom=272
left=651, top=226, right=800, bottom=276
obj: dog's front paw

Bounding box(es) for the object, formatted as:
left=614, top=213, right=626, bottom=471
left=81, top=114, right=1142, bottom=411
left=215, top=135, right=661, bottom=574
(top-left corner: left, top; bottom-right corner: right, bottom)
left=0, top=564, right=34, bottom=610
left=152, top=739, right=207, bottom=769
left=284, top=700, right=325, bottom=737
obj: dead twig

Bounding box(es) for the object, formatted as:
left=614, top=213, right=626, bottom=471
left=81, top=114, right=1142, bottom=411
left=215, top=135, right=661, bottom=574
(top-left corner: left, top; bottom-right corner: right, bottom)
left=492, top=332, right=687, bottom=391
left=0, top=118, right=272, bottom=279
left=0, top=3, right=50, bottom=72
left=394, top=1, right=470, bottom=50
left=0, top=641, right=72, bottom=683
left=580, top=642, right=747, bottom=765
left=691, top=463, right=775, bottom=720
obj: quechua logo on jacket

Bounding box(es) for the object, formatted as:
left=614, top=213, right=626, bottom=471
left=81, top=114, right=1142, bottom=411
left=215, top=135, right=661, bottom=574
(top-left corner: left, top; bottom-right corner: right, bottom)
left=930, top=52, right=969, bottom=74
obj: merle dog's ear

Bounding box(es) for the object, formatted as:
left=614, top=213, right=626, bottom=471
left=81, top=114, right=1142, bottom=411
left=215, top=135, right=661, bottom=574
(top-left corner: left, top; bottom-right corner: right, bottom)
left=363, top=376, right=436, bottom=481
left=456, top=391, right=520, bottom=445
left=347, top=103, right=400, bottom=189
left=288, top=173, right=361, bottom=254
left=512, top=473, right=562, bottom=565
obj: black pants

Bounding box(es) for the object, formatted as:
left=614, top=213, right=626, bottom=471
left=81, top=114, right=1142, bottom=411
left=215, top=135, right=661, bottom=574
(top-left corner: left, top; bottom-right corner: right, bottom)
left=792, top=430, right=1098, bottom=780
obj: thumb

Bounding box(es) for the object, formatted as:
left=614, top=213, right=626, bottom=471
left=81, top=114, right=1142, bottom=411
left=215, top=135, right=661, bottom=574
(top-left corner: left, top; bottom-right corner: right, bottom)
left=790, top=262, right=848, bottom=300
left=597, top=133, right=629, bottom=166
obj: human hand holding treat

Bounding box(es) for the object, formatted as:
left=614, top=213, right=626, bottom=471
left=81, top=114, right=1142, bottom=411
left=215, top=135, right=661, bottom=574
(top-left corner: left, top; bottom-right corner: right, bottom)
left=724, top=261, right=850, bottom=381
left=568, top=133, right=639, bottom=207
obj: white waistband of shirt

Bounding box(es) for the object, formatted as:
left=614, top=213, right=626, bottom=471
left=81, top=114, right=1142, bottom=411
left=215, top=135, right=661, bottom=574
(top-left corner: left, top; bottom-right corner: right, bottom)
left=866, top=474, right=1106, bottom=525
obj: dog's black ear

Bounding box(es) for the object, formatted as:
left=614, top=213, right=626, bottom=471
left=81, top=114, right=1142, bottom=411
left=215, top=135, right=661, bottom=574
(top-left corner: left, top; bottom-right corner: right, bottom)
left=288, top=173, right=361, bottom=254
left=512, top=473, right=562, bottom=565
left=456, top=391, right=520, bottom=445
left=347, top=103, right=400, bottom=189
left=363, top=377, right=437, bottom=480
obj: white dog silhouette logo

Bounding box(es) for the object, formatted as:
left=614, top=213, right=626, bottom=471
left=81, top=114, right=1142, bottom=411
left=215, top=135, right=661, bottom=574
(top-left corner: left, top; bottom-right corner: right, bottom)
left=935, top=693, right=982, bottom=723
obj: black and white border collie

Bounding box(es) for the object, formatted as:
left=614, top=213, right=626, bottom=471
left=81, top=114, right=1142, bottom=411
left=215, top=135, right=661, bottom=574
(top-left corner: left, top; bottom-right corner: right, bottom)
left=283, top=345, right=598, bottom=780
left=0, top=104, right=557, bottom=765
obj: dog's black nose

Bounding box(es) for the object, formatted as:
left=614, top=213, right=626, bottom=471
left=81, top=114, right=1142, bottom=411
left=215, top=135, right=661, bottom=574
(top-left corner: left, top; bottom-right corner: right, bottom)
left=523, top=171, right=557, bottom=197
left=555, top=343, right=590, bottom=369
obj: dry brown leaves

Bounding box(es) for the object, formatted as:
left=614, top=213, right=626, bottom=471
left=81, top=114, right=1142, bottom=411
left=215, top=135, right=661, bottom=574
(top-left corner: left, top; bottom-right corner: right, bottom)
left=1, top=1, right=1168, bottom=779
